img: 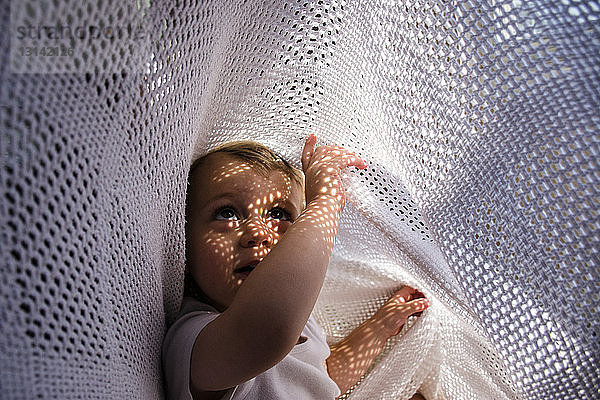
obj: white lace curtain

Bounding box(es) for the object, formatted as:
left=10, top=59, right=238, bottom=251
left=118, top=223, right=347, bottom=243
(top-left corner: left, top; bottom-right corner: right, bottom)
left=1, top=0, right=598, bottom=399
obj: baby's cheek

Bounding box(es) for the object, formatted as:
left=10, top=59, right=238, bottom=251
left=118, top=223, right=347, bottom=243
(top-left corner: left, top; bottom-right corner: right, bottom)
left=206, top=233, right=237, bottom=257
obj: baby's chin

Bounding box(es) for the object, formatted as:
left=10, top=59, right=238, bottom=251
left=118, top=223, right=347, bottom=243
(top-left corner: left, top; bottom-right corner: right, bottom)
left=233, top=271, right=254, bottom=288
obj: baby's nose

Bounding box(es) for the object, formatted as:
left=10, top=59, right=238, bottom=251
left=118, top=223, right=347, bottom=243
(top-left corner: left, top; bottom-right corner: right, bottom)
left=239, top=219, right=275, bottom=248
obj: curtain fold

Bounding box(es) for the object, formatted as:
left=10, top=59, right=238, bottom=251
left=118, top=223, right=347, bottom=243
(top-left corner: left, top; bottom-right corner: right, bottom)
left=1, top=0, right=597, bottom=398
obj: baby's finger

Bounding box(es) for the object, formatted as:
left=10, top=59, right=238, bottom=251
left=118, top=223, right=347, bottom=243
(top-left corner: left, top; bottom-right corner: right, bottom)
left=406, top=298, right=430, bottom=316
left=301, top=134, right=317, bottom=172
left=390, top=286, right=420, bottom=303
left=311, top=145, right=366, bottom=170
left=337, top=151, right=367, bottom=170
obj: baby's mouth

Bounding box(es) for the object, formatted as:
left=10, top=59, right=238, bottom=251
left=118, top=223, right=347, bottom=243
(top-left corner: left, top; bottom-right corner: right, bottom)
left=234, top=261, right=260, bottom=280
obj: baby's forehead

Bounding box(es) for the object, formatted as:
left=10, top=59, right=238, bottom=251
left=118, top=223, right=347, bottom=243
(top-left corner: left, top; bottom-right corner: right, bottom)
left=193, top=152, right=283, bottom=183
left=189, top=152, right=304, bottom=205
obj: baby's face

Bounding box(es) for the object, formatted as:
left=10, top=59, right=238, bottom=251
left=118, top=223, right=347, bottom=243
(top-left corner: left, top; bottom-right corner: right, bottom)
left=186, top=153, right=304, bottom=311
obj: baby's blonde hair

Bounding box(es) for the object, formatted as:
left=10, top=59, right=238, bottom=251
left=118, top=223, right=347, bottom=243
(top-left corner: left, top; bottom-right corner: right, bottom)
left=189, top=140, right=303, bottom=186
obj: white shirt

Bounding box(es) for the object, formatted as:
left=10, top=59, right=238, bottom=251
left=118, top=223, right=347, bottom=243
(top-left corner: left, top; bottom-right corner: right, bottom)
left=162, top=297, right=341, bottom=399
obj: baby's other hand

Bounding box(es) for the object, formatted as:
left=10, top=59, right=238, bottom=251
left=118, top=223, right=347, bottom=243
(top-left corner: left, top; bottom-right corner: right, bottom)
left=301, top=134, right=367, bottom=208
left=371, top=286, right=429, bottom=338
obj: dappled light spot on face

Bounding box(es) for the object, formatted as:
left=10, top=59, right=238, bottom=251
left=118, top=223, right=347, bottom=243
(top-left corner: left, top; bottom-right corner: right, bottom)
left=213, top=162, right=253, bottom=182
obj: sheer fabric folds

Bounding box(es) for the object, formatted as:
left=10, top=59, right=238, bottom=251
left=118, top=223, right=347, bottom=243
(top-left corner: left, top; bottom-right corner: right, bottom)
left=1, top=0, right=598, bottom=399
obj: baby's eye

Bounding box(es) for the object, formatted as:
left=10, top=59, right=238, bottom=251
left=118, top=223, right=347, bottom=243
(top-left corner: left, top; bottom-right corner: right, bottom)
left=215, top=207, right=239, bottom=221
left=268, top=207, right=291, bottom=221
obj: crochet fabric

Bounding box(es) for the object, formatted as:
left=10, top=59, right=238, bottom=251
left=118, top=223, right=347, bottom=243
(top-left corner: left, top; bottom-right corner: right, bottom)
left=1, top=0, right=598, bottom=399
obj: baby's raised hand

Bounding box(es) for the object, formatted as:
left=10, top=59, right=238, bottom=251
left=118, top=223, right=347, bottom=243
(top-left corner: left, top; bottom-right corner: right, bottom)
left=301, top=134, right=367, bottom=208
left=371, top=286, right=429, bottom=337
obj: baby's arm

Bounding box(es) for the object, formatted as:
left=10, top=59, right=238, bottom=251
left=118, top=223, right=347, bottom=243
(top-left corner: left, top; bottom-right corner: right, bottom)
left=326, top=286, right=429, bottom=395
left=189, top=135, right=366, bottom=394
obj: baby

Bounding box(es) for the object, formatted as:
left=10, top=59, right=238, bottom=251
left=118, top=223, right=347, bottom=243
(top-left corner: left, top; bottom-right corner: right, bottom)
left=162, top=135, right=429, bottom=399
